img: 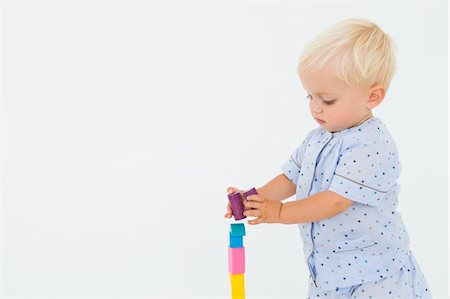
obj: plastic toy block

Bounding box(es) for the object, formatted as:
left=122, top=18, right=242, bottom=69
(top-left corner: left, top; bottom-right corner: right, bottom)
left=228, top=247, right=245, bottom=274
left=229, top=232, right=243, bottom=248
left=228, top=192, right=245, bottom=220
left=229, top=273, right=245, bottom=299
left=230, top=223, right=246, bottom=237
left=228, top=188, right=258, bottom=220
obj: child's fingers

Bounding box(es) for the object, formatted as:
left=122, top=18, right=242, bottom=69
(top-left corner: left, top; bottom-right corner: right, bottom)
left=227, top=187, right=238, bottom=194
left=246, top=194, right=265, bottom=202
left=226, top=188, right=237, bottom=219
left=243, top=209, right=260, bottom=218
left=227, top=202, right=232, bottom=213
left=225, top=201, right=231, bottom=216
left=227, top=186, right=243, bottom=194
left=224, top=203, right=232, bottom=218
left=248, top=217, right=263, bottom=225
left=244, top=200, right=259, bottom=210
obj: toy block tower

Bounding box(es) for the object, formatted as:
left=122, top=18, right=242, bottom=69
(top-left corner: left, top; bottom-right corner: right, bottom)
left=227, top=187, right=257, bottom=299
left=229, top=223, right=246, bottom=299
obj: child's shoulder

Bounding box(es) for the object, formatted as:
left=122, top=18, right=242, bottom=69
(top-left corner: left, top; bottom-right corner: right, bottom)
left=337, top=117, right=399, bottom=155
left=343, top=117, right=387, bottom=140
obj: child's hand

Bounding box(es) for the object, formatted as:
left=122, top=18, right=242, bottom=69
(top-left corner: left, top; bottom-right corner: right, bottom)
left=243, top=194, right=283, bottom=225
left=224, top=186, right=246, bottom=218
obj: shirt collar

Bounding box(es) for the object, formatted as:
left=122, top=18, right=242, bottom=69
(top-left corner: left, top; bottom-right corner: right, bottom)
left=319, top=117, right=380, bottom=138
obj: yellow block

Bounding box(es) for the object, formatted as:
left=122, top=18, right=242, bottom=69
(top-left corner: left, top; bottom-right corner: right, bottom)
left=229, top=273, right=245, bottom=299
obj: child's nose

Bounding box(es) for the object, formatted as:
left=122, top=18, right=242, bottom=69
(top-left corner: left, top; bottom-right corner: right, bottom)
left=310, top=100, right=323, bottom=114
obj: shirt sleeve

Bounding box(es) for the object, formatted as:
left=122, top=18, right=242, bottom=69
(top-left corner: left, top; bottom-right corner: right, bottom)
left=280, top=130, right=316, bottom=185
left=328, top=134, right=401, bottom=206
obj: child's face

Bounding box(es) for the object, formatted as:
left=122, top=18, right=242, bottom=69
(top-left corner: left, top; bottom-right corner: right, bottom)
left=299, top=64, right=380, bottom=133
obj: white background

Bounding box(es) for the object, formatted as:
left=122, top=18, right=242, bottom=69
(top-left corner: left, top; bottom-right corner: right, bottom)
left=1, top=1, right=448, bottom=298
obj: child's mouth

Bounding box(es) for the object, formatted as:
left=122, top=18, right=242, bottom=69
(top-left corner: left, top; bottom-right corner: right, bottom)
left=315, top=118, right=326, bottom=124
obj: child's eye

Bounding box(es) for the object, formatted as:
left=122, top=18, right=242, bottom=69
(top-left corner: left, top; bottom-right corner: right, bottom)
left=323, top=99, right=336, bottom=105
left=305, top=94, right=336, bottom=105
left=322, top=96, right=336, bottom=105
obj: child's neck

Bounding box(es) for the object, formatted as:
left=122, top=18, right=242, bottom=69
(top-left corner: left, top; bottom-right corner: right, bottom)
left=351, top=111, right=374, bottom=128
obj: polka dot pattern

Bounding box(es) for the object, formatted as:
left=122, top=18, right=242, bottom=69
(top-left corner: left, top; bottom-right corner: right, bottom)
left=328, top=133, right=401, bottom=207
left=280, top=117, right=428, bottom=292
left=307, top=252, right=431, bottom=298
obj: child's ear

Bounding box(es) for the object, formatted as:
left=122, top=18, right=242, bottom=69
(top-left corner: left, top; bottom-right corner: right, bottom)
left=366, top=84, right=385, bottom=109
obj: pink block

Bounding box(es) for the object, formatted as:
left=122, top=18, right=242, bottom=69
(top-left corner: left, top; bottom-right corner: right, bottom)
left=228, top=247, right=245, bottom=274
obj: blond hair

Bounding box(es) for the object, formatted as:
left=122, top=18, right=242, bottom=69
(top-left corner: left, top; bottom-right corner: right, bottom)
left=298, top=18, right=397, bottom=91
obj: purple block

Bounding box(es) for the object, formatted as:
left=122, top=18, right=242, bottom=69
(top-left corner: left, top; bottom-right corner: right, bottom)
left=243, top=187, right=257, bottom=199
left=228, top=192, right=245, bottom=220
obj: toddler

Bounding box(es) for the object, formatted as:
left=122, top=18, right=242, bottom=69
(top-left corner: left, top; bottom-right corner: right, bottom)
left=224, top=18, right=431, bottom=298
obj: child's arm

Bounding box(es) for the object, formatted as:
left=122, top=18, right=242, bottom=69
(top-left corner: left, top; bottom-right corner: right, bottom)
left=256, top=173, right=297, bottom=202
left=244, top=191, right=353, bottom=225
left=278, top=191, right=353, bottom=224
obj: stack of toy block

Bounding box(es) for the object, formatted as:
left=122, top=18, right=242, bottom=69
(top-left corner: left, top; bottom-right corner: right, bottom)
left=229, top=223, right=246, bottom=299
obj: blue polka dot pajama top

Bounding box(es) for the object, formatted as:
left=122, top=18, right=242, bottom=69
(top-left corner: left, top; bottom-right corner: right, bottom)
left=280, top=117, right=431, bottom=298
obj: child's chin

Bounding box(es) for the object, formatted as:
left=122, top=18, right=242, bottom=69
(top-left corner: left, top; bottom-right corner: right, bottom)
left=323, top=125, right=338, bottom=133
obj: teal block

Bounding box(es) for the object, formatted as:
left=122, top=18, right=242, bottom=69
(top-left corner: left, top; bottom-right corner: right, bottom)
left=230, top=223, right=246, bottom=237
left=229, top=232, right=243, bottom=248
